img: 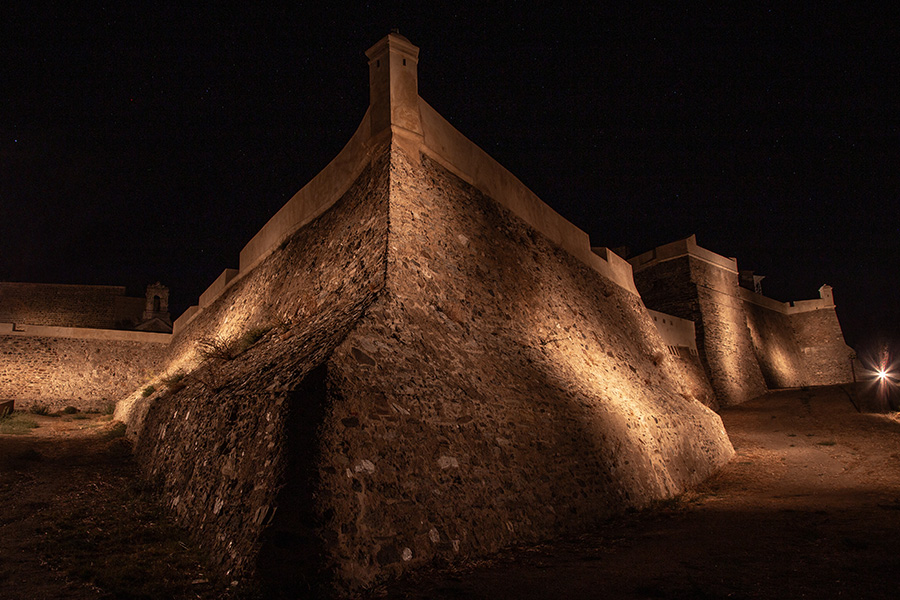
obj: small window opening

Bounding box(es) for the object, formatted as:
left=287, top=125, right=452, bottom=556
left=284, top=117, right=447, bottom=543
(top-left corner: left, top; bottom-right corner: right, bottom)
left=376, top=59, right=380, bottom=68
left=403, top=58, right=407, bottom=66
left=153, top=296, right=161, bottom=312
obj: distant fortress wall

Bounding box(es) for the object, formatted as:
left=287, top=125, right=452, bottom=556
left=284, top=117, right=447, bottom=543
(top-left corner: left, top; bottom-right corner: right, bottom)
left=0, top=282, right=145, bottom=330
left=0, top=322, right=168, bottom=412
left=630, top=235, right=853, bottom=401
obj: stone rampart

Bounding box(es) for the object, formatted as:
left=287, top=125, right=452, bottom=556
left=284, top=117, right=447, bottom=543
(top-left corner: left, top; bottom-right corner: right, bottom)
left=791, top=308, right=854, bottom=385
left=632, top=235, right=854, bottom=399
left=0, top=322, right=168, bottom=411
left=630, top=240, right=767, bottom=406
left=114, top=34, right=733, bottom=593
left=116, top=149, right=394, bottom=591
left=741, top=300, right=808, bottom=388
left=0, top=282, right=145, bottom=330
left=118, top=132, right=730, bottom=593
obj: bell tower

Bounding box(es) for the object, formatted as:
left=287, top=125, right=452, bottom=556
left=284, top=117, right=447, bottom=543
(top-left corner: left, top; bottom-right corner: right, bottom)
left=136, top=282, right=173, bottom=332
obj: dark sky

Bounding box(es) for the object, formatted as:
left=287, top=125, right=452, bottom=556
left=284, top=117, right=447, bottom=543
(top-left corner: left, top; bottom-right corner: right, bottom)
left=1, top=4, right=897, bottom=353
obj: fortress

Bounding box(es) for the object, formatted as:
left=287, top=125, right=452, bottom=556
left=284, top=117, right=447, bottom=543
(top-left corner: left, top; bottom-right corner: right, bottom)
left=0, top=34, right=853, bottom=593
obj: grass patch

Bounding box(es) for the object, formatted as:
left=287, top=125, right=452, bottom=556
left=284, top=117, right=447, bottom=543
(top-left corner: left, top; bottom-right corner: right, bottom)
left=141, top=385, right=156, bottom=398
left=161, top=371, right=187, bottom=393
left=29, top=404, right=51, bottom=416
left=199, top=326, right=272, bottom=362
left=816, top=440, right=837, bottom=446
left=0, top=412, right=40, bottom=435
left=62, top=406, right=79, bottom=414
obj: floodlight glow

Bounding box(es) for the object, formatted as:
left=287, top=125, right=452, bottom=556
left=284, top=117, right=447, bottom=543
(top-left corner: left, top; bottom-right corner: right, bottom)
left=877, top=369, right=888, bottom=381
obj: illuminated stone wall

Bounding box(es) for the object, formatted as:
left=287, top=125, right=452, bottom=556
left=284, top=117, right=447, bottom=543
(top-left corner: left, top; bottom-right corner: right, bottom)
left=742, top=301, right=807, bottom=388
left=689, top=258, right=769, bottom=405
left=118, top=150, right=393, bottom=590
left=118, top=145, right=731, bottom=593
left=631, top=252, right=768, bottom=406
left=0, top=326, right=166, bottom=412
left=315, top=148, right=730, bottom=589
left=0, top=282, right=145, bottom=329
left=632, top=237, right=854, bottom=400
left=791, top=308, right=854, bottom=385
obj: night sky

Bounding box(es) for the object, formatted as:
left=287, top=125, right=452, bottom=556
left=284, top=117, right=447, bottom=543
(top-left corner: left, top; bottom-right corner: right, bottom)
left=2, top=5, right=897, bottom=354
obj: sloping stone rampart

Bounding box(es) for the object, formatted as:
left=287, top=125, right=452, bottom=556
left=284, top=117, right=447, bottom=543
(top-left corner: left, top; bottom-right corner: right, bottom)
left=117, top=33, right=732, bottom=594
left=311, top=148, right=729, bottom=588
left=743, top=301, right=807, bottom=388
left=118, top=144, right=731, bottom=593
left=632, top=237, right=854, bottom=399
left=116, top=150, right=392, bottom=587
left=690, top=259, right=769, bottom=405
left=791, top=309, right=854, bottom=385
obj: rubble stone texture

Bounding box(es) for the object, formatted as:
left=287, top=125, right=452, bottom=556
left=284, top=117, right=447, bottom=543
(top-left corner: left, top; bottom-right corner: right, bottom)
left=632, top=242, right=853, bottom=405
left=120, top=140, right=733, bottom=592
left=0, top=334, right=165, bottom=411
left=0, top=283, right=145, bottom=329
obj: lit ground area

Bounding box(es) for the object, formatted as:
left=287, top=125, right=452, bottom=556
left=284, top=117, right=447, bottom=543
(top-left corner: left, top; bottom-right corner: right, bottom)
left=2, top=386, right=898, bottom=599
left=381, top=386, right=900, bottom=599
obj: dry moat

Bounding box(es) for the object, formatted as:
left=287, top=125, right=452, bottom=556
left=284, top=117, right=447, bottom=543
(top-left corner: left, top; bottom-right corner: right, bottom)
left=2, top=384, right=897, bottom=599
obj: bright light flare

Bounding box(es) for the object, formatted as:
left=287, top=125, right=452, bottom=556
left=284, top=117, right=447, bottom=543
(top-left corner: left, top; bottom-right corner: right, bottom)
left=877, top=369, right=889, bottom=381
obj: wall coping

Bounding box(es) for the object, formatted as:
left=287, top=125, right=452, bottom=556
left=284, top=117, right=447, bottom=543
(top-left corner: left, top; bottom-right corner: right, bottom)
left=738, top=286, right=835, bottom=314
left=0, top=282, right=127, bottom=293
left=628, top=234, right=739, bottom=275
left=0, top=322, right=171, bottom=344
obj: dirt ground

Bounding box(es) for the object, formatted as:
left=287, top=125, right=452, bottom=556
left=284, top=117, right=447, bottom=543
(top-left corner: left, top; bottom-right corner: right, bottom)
left=2, top=386, right=899, bottom=599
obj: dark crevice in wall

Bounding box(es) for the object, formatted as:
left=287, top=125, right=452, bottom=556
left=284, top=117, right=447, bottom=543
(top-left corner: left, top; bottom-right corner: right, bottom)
left=256, top=362, right=330, bottom=597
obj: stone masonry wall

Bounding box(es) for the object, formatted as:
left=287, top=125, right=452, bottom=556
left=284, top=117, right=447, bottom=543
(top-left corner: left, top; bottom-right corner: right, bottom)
left=0, top=282, right=144, bottom=329
left=633, top=256, right=768, bottom=406
left=791, top=308, right=854, bottom=385
left=118, top=150, right=392, bottom=590
left=119, top=143, right=732, bottom=594
left=688, top=258, right=768, bottom=405
left=312, top=148, right=732, bottom=589
left=0, top=333, right=165, bottom=411
left=743, top=301, right=807, bottom=388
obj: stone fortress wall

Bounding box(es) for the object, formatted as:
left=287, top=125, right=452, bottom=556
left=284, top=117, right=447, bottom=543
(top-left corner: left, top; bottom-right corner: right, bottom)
left=630, top=235, right=853, bottom=406
left=0, top=323, right=168, bottom=412
left=0, top=282, right=145, bottom=330
left=1, top=32, right=854, bottom=594
left=114, top=34, right=734, bottom=592
left=0, top=283, right=171, bottom=411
